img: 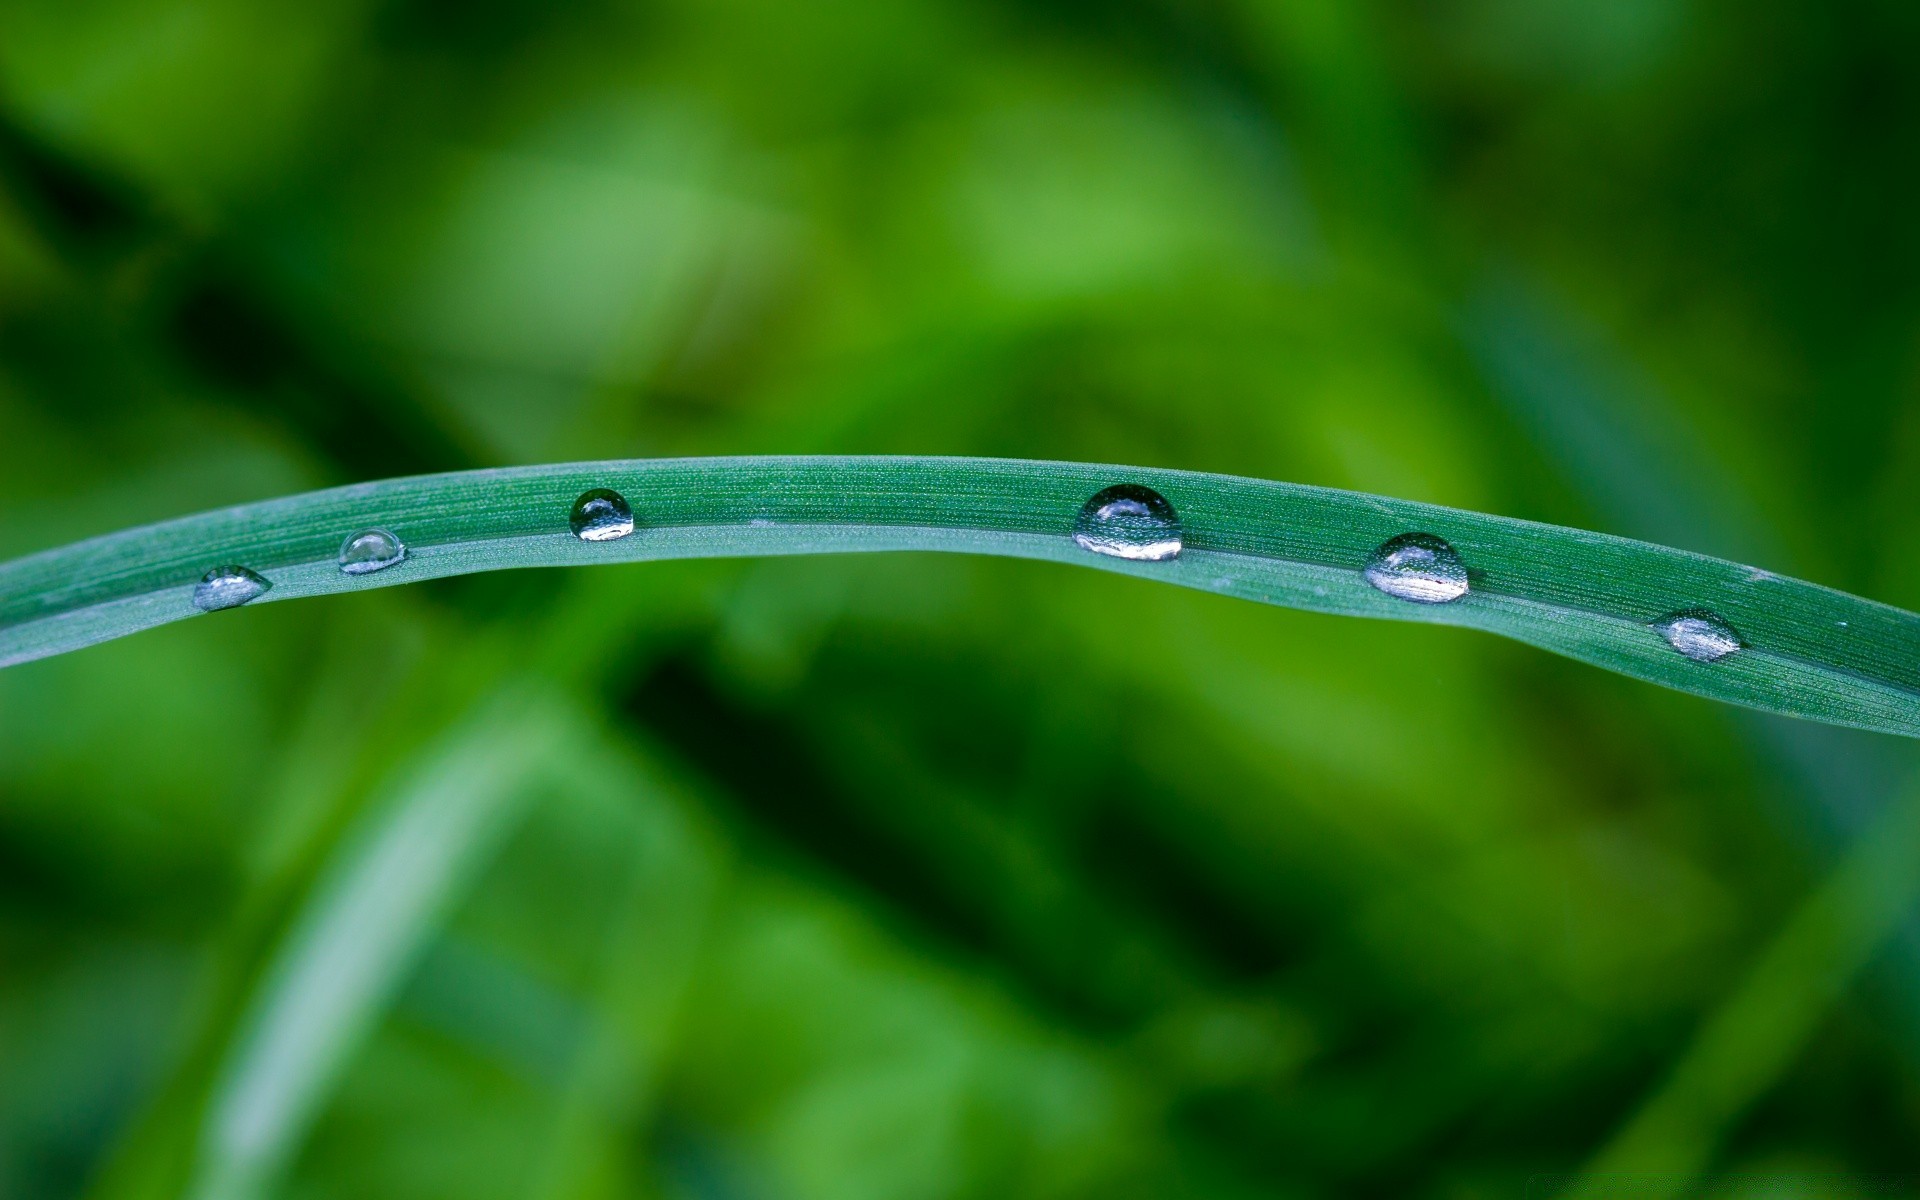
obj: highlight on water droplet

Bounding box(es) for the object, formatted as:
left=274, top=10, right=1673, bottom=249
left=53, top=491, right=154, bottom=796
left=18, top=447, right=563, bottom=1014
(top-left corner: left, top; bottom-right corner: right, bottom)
left=1655, top=609, right=1744, bottom=662
left=1072, top=484, right=1182, bottom=561
left=570, top=488, right=635, bottom=542
left=193, top=565, right=270, bottom=613
left=337, top=528, right=406, bottom=576
left=1363, top=533, right=1468, bottom=604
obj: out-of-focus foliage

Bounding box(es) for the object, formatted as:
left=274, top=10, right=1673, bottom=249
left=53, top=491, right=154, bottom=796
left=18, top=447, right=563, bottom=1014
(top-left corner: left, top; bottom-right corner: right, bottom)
left=2, top=0, right=1919, bottom=1197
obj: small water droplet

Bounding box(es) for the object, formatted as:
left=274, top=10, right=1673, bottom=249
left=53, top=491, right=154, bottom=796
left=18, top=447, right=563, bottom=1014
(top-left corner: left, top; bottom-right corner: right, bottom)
left=1364, top=533, right=1468, bottom=604
left=1073, top=484, right=1182, bottom=561
left=1655, top=610, right=1743, bottom=662
left=193, top=565, right=270, bottom=612
left=337, top=528, right=406, bottom=575
left=570, top=488, right=635, bottom=541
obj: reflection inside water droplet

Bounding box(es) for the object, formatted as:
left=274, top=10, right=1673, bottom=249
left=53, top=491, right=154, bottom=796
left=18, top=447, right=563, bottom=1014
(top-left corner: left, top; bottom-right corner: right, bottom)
left=570, top=489, right=635, bottom=542
left=1364, top=533, right=1468, bottom=604
left=193, top=565, right=270, bottom=612
left=338, top=528, right=406, bottom=575
left=1072, top=484, right=1182, bottom=561
left=1656, top=610, right=1743, bottom=662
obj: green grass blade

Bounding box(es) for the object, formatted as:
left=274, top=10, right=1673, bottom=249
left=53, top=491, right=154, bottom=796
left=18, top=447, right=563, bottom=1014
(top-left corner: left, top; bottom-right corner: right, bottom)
left=4, top=455, right=1918, bottom=736
left=190, top=688, right=570, bottom=1200
left=1569, top=771, right=1920, bottom=1197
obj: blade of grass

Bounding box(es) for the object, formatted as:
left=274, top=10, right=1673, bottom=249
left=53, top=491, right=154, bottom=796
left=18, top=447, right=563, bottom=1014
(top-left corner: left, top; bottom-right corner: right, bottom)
left=84, top=567, right=702, bottom=1200
left=4, top=456, right=1919, bottom=736
left=1564, top=772, right=1920, bottom=1198
left=188, top=688, right=570, bottom=1200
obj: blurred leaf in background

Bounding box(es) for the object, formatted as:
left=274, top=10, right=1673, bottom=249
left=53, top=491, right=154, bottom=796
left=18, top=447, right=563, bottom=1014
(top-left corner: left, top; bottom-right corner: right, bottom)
left=3, top=0, right=1920, bottom=1197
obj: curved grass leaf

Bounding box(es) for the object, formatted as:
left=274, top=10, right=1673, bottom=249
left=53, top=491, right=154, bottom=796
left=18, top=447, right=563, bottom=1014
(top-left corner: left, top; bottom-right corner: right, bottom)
left=1572, top=771, right=1920, bottom=1196
left=191, top=688, right=570, bottom=1200
left=3, top=456, right=1918, bottom=737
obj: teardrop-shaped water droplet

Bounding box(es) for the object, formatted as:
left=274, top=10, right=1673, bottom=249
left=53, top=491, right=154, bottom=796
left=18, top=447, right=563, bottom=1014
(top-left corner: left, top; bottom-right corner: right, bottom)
left=337, top=528, right=406, bottom=575
left=1364, top=533, right=1469, bottom=604
left=193, top=565, right=270, bottom=612
left=1072, top=484, right=1182, bottom=561
left=570, top=488, right=635, bottom=542
left=1655, top=610, right=1743, bottom=662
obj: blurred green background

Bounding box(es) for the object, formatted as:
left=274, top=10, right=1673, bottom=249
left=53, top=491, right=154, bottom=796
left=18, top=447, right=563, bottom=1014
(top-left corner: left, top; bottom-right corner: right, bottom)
left=4, top=0, right=1920, bottom=1196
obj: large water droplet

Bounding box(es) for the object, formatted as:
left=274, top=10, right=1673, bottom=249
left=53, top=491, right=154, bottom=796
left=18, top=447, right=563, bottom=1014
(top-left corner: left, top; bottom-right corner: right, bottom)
left=1364, top=533, right=1469, bottom=604
left=193, top=565, right=270, bottom=612
left=1073, top=484, right=1182, bottom=561
left=570, top=488, right=635, bottom=542
left=1655, top=610, right=1743, bottom=662
left=338, top=528, right=406, bottom=575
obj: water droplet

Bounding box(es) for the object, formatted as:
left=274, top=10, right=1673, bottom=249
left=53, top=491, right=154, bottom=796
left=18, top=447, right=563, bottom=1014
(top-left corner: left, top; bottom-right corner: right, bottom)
left=1364, top=533, right=1468, bottom=604
left=337, top=528, right=406, bottom=575
left=1655, top=610, right=1743, bottom=662
left=193, top=566, right=270, bottom=612
left=570, top=488, right=634, bottom=542
left=1073, top=484, right=1182, bottom=561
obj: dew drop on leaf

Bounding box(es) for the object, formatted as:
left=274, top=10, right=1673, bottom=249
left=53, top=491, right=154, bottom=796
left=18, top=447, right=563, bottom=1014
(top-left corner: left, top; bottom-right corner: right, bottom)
left=1656, top=610, right=1743, bottom=662
left=337, top=528, right=406, bottom=575
left=193, top=565, right=270, bottom=612
left=1364, top=533, right=1469, bottom=604
left=1073, top=484, right=1182, bottom=561
left=570, top=489, right=635, bottom=542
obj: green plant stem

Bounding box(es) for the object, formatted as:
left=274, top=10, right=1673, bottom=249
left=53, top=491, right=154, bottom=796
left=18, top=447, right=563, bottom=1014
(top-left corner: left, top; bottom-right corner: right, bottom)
left=4, top=456, right=1920, bottom=736
left=1568, top=775, right=1920, bottom=1197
